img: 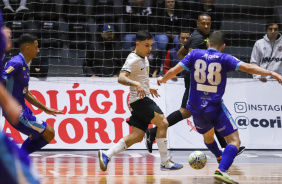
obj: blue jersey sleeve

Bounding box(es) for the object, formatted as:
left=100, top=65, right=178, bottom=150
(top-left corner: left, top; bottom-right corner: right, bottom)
left=179, top=50, right=196, bottom=70
left=224, top=54, right=244, bottom=72
left=2, top=59, right=21, bottom=80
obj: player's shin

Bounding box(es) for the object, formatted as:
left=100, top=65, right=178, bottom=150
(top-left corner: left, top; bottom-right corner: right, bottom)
left=218, top=144, right=238, bottom=172
left=205, top=140, right=222, bottom=158
left=21, top=137, right=49, bottom=154
left=156, top=138, right=168, bottom=163
left=105, top=138, right=127, bottom=158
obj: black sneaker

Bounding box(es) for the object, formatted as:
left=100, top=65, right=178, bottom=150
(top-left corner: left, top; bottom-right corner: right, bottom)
left=237, top=146, right=245, bottom=156
left=145, top=129, right=155, bottom=153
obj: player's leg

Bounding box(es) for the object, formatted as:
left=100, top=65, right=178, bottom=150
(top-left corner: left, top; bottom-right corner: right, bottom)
left=21, top=124, right=55, bottom=154
left=213, top=105, right=240, bottom=184
left=145, top=87, right=191, bottom=153
left=202, top=128, right=223, bottom=163
left=0, top=132, right=40, bottom=184
left=214, top=131, right=240, bottom=184
left=151, top=113, right=183, bottom=170
left=193, top=112, right=223, bottom=163
left=99, top=126, right=144, bottom=171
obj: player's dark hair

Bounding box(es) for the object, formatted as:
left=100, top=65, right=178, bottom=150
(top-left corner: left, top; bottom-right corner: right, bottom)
left=136, top=30, right=153, bottom=41
left=265, top=21, right=280, bottom=31
left=179, top=29, right=190, bottom=36
left=198, top=14, right=211, bottom=21
left=18, top=34, right=37, bottom=47
left=209, top=31, right=225, bottom=47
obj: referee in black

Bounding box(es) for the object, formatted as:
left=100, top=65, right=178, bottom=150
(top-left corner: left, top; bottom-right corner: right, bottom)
left=145, top=14, right=245, bottom=156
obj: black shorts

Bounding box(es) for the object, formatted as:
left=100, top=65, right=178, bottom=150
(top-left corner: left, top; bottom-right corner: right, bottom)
left=127, top=97, right=163, bottom=132
left=181, top=73, right=191, bottom=108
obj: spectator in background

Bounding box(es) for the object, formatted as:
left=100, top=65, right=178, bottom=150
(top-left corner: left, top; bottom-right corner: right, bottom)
left=83, top=24, right=124, bottom=77
left=163, top=29, right=190, bottom=80
left=153, top=0, right=182, bottom=51
left=122, top=0, right=153, bottom=50
left=188, top=0, right=222, bottom=31
left=250, top=22, right=282, bottom=82
left=3, top=0, right=28, bottom=12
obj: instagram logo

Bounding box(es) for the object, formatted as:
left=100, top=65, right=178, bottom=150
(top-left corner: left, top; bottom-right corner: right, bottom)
left=234, top=102, right=247, bottom=113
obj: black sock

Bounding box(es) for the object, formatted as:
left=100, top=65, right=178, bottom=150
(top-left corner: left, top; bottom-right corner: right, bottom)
left=167, top=110, right=184, bottom=127
left=215, top=130, right=227, bottom=148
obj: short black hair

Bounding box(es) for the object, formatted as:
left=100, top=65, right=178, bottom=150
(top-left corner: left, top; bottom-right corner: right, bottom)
left=209, top=31, right=225, bottom=47
left=265, top=21, right=280, bottom=31
left=136, top=30, right=153, bottom=42
left=179, top=29, right=190, bottom=36
left=198, top=14, right=211, bottom=21
left=18, top=34, right=37, bottom=47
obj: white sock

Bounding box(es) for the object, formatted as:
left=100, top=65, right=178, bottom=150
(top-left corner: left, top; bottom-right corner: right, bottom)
left=105, top=138, right=127, bottom=158
left=156, top=138, right=168, bottom=164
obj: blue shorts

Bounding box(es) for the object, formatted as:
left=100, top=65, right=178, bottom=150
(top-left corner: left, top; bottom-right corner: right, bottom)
left=10, top=107, right=47, bottom=140
left=192, top=103, right=238, bottom=137
left=0, top=132, right=40, bottom=184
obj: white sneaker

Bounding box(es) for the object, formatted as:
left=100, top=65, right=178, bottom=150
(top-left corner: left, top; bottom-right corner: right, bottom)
left=3, top=5, right=14, bottom=12
left=16, top=5, right=29, bottom=12
left=160, top=156, right=183, bottom=171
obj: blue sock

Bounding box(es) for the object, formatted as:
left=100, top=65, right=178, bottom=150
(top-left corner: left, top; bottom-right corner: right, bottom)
left=218, top=144, right=238, bottom=172
left=21, top=137, right=49, bottom=155
left=205, top=140, right=222, bottom=158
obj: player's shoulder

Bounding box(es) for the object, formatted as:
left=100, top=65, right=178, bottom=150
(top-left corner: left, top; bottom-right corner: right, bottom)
left=7, top=54, right=23, bottom=66
left=126, top=52, right=144, bottom=63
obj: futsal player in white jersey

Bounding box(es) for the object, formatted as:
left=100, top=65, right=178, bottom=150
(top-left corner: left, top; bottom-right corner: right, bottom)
left=98, top=30, right=183, bottom=171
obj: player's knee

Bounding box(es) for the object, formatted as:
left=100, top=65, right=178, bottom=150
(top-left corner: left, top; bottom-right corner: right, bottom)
left=43, top=127, right=55, bottom=143
left=132, top=133, right=144, bottom=143
left=157, top=115, right=168, bottom=129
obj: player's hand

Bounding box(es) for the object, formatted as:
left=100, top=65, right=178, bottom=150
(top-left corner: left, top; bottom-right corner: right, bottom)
left=150, top=87, right=160, bottom=98
left=44, top=107, right=65, bottom=116
left=157, top=76, right=165, bottom=86
left=271, top=72, right=282, bottom=84
left=259, top=77, right=267, bottom=83
left=136, top=82, right=145, bottom=99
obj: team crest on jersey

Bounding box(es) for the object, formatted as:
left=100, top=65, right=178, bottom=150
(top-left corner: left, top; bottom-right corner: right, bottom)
left=5, top=66, right=14, bottom=73
left=278, top=46, right=282, bottom=52
left=233, top=56, right=240, bottom=61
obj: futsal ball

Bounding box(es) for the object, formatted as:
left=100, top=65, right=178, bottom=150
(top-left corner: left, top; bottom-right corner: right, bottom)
left=188, top=151, right=207, bottom=170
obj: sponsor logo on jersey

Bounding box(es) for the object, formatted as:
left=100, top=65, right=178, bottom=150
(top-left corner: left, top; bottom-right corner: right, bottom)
left=278, top=46, right=282, bottom=52
left=23, top=67, right=26, bottom=70
left=5, top=66, right=15, bottom=73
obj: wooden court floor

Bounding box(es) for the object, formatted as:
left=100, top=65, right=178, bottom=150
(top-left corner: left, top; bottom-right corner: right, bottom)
left=31, top=150, right=282, bottom=184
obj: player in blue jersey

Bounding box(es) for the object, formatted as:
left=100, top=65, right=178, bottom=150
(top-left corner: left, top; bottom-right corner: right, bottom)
left=0, top=16, right=40, bottom=183
left=157, top=31, right=282, bottom=184
left=2, top=34, right=64, bottom=156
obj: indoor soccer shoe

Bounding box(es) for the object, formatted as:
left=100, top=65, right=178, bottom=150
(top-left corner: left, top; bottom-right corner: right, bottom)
left=160, top=157, right=183, bottom=171
left=237, top=146, right=245, bottom=156
left=98, top=150, right=110, bottom=171
left=145, top=129, right=155, bottom=153
left=214, top=169, right=239, bottom=184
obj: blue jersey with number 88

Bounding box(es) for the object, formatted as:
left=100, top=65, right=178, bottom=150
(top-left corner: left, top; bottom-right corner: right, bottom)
left=179, top=48, right=244, bottom=114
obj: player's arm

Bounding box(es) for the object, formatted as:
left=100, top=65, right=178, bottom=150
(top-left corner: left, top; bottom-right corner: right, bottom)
left=239, top=63, right=282, bottom=84
left=25, top=90, right=64, bottom=116
left=177, top=46, right=188, bottom=60
left=157, top=64, right=184, bottom=85
left=118, top=71, right=146, bottom=98
left=0, top=84, right=20, bottom=124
